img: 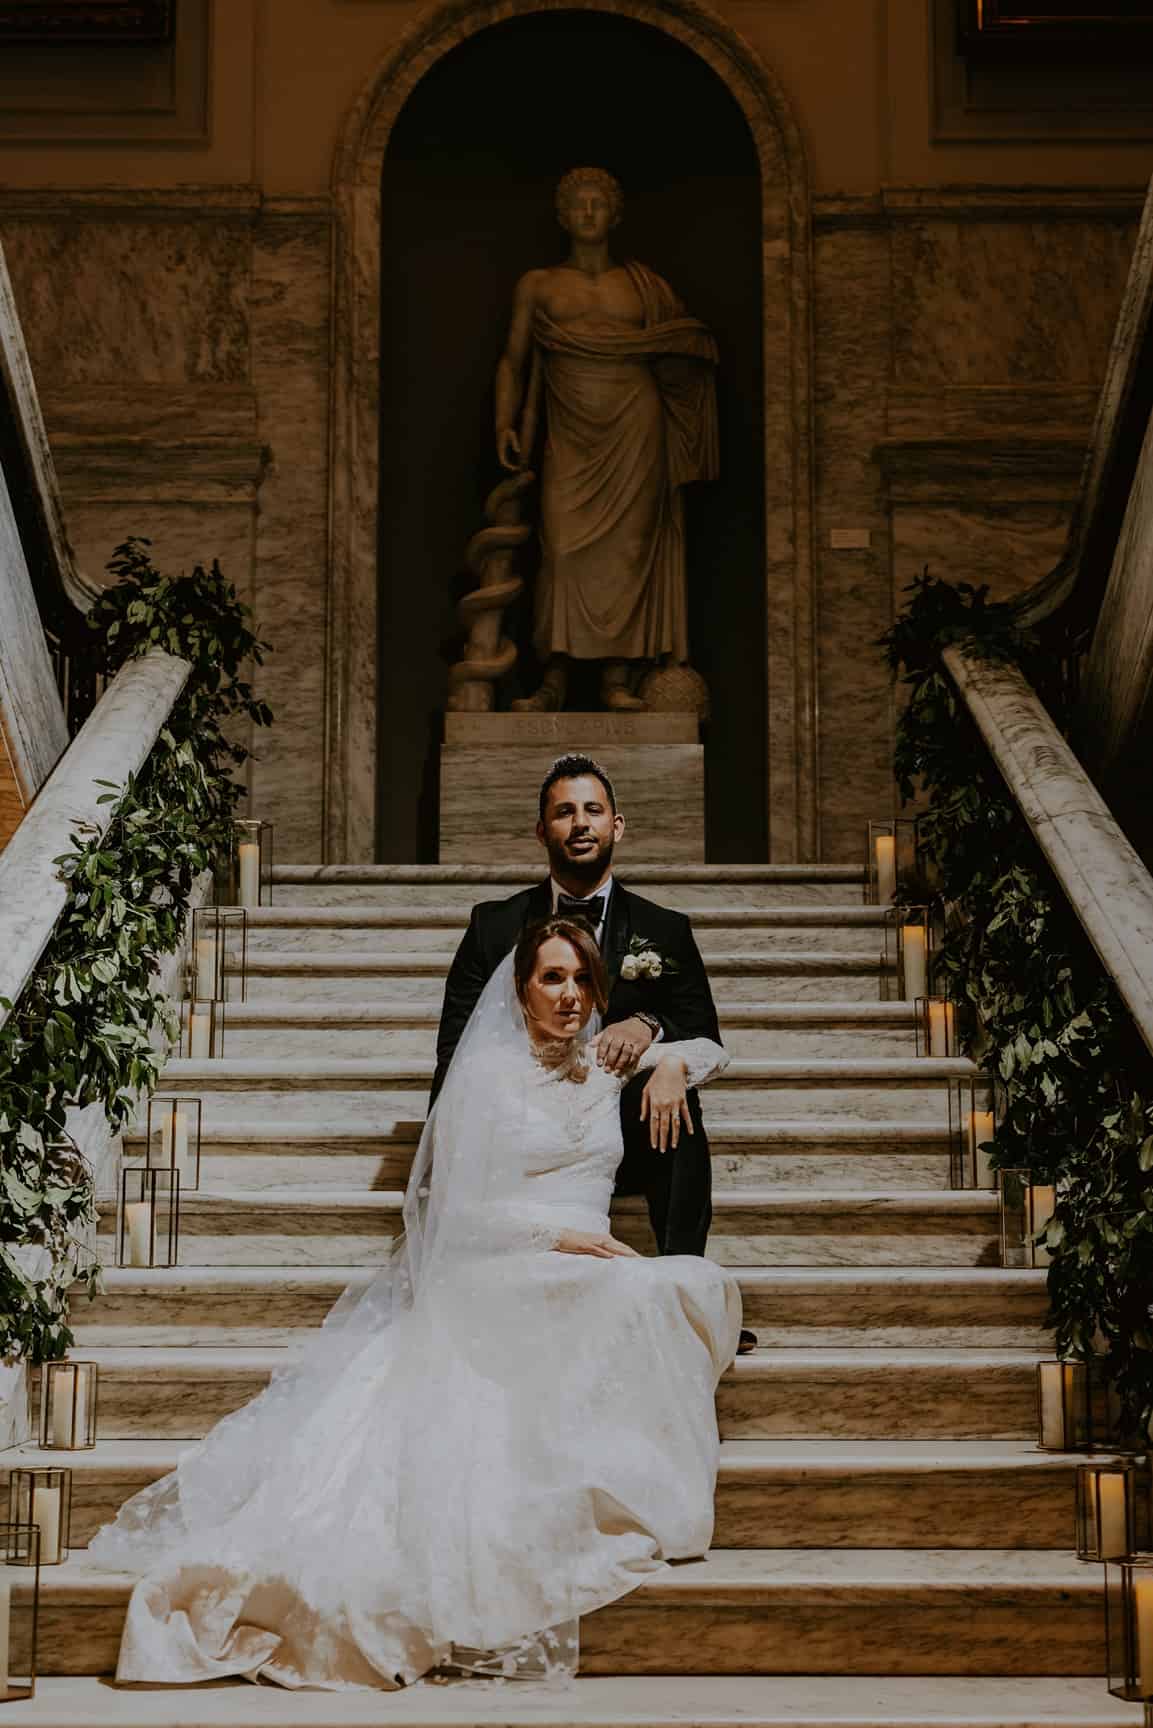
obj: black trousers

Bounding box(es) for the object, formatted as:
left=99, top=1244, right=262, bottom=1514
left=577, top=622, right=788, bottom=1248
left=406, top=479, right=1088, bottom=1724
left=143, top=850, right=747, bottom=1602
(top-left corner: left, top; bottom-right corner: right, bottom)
left=613, top=1074, right=711, bottom=1257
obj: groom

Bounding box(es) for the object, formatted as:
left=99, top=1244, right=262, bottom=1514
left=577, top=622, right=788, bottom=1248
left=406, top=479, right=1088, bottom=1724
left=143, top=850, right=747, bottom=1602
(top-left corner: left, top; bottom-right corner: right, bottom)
left=432, top=754, right=753, bottom=1348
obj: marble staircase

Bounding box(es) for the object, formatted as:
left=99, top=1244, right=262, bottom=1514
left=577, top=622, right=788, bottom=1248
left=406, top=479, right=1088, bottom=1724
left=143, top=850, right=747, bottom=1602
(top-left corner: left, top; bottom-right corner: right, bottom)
left=4, top=864, right=1134, bottom=1728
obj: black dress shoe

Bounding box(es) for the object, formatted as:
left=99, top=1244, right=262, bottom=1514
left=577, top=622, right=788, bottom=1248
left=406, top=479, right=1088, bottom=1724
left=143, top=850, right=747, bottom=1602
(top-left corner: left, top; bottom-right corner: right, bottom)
left=737, top=1328, right=757, bottom=1355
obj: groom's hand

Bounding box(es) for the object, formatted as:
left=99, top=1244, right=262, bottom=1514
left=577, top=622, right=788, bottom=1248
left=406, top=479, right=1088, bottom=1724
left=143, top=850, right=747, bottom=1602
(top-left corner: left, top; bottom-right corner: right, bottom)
left=594, top=1016, right=656, bottom=1073
left=640, top=1055, right=693, bottom=1153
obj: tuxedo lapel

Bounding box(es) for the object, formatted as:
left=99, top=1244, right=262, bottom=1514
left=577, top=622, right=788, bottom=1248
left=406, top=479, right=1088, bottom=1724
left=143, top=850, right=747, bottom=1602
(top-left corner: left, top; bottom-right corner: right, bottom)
left=603, top=883, right=632, bottom=997
left=521, top=880, right=552, bottom=932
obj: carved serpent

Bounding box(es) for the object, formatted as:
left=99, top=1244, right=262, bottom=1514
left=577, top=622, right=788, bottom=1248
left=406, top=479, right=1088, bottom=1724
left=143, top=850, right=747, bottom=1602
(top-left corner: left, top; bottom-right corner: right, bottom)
left=446, top=468, right=535, bottom=712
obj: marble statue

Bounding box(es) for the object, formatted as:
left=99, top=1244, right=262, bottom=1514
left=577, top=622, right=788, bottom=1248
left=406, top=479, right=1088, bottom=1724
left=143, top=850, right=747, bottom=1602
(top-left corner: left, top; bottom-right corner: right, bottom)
left=496, top=168, right=718, bottom=713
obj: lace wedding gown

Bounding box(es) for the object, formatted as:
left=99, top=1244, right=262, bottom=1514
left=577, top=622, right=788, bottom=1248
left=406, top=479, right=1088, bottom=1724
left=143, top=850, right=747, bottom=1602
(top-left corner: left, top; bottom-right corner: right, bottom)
left=87, top=958, right=741, bottom=1691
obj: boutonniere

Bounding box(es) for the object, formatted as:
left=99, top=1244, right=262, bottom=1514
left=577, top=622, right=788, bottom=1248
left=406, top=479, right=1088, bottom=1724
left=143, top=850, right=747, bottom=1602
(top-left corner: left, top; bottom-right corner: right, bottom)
left=619, top=935, right=679, bottom=982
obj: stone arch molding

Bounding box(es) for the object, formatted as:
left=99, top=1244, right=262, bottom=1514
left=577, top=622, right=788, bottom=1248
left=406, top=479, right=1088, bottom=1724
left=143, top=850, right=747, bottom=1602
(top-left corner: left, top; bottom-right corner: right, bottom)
left=326, top=0, right=817, bottom=861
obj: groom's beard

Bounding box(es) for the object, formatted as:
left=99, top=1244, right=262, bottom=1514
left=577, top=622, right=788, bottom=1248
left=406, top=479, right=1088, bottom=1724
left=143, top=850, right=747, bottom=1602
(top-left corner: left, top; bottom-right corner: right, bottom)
left=547, top=834, right=614, bottom=886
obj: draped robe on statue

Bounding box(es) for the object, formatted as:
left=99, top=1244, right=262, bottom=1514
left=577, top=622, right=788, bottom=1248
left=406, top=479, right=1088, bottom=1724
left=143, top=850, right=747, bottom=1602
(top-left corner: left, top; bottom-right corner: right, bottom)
left=527, top=261, right=718, bottom=664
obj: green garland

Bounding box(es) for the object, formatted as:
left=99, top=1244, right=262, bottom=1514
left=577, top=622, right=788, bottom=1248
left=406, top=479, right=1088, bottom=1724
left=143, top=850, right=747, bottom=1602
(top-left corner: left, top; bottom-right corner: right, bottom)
left=883, top=574, right=1153, bottom=1436
left=0, top=539, right=271, bottom=1364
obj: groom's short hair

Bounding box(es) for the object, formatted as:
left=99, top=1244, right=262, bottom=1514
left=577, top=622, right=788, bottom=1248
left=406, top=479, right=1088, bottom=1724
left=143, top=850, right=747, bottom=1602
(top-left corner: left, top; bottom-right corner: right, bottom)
left=538, top=754, right=617, bottom=820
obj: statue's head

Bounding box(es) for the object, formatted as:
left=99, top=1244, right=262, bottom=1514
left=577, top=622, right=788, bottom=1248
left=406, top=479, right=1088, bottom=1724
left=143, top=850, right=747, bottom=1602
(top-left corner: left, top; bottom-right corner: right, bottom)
left=555, top=167, right=623, bottom=241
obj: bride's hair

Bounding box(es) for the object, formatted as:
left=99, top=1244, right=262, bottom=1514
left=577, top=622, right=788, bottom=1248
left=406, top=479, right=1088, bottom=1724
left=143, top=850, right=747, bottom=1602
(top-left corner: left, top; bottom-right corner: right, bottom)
left=514, top=916, right=609, bottom=1016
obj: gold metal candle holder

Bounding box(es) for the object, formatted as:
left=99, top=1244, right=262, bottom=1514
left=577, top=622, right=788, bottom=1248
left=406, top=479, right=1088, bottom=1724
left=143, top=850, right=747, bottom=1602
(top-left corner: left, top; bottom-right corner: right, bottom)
left=0, top=1522, right=40, bottom=1702
left=948, top=1073, right=999, bottom=1189
left=999, top=1169, right=1058, bottom=1267
left=914, top=995, right=959, bottom=1058
left=864, top=818, right=919, bottom=906
left=188, top=906, right=248, bottom=1004
left=185, top=996, right=225, bottom=1060
left=1106, top=1557, right=1153, bottom=1702
left=1077, top=1459, right=1152, bottom=1561
left=880, top=904, right=938, bottom=1004
left=6, top=1470, right=71, bottom=1567
left=226, top=818, right=273, bottom=909
left=1036, top=1359, right=1126, bottom=1454
left=145, top=1094, right=202, bottom=1193
left=118, top=1167, right=180, bottom=1269
left=38, top=1362, right=97, bottom=1451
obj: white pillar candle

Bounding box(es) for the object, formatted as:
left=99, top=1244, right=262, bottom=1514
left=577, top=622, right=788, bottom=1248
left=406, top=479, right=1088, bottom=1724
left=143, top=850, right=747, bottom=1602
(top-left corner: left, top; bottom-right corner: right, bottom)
left=30, top=1482, right=62, bottom=1565
left=1133, top=1573, right=1153, bottom=1694
left=238, top=840, right=261, bottom=908
left=159, top=1106, right=189, bottom=1179
left=1097, top=1474, right=1129, bottom=1561
left=0, top=1570, right=9, bottom=1699
left=927, top=999, right=955, bottom=1056
left=1030, top=1184, right=1057, bottom=1266
left=1038, top=1362, right=1066, bottom=1449
left=50, top=1365, right=91, bottom=1449
left=193, top=935, right=216, bottom=1000
left=874, top=834, right=896, bottom=904
left=125, top=1201, right=153, bottom=1268
left=189, top=1009, right=211, bottom=1060
left=901, top=924, right=927, bottom=1001
left=970, top=1109, right=996, bottom=1187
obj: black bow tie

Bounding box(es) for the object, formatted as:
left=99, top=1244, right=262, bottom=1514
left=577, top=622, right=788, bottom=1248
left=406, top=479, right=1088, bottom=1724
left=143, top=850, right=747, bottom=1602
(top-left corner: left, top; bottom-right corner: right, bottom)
left=556, top=893, right=607, bottom=926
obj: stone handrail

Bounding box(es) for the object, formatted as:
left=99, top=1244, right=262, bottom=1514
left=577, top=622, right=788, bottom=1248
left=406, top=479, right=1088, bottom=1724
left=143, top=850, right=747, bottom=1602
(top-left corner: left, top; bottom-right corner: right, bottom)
left=943, top=643, right=1153, bottom=1062
left=0, top=647, right=190, bottom=1032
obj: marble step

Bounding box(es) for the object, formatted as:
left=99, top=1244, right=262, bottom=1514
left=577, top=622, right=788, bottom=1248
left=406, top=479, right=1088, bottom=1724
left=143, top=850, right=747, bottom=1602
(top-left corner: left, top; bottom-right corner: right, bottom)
left=4, top=1438, right=1081, bottom=1552
left=93, top=1185, right=998, bottom=1268
left=153, top=1056, right=967, bottom=1124
left=271, top=861, right=866, bottom=911
left=19, top=1549, right=1102, bottom=1677
left=215, top=999, right=922, bottom=1061
left=123, top=1118, right=954, bottom=1193
left=235, top=906, right=889, bottom=957
left=236, top=952, right=888, bottom=1004
left=58, top=1347, right=1044, bottom=1441
left=70, top=1266, right=1049, bottom=1349
left=0, top=1675, right=1136, bottom=1728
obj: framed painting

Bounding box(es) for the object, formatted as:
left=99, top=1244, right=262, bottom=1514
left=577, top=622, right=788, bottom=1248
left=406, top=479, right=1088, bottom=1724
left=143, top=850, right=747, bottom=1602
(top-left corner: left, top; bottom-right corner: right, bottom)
left=0, top=2, right=174, bottom=41
left=961, top=0, right=1153, bottom=43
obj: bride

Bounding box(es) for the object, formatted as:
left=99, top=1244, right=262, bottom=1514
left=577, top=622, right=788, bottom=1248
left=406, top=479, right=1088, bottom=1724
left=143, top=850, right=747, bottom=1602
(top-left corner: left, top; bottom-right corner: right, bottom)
left=88, top=915, right=742, bottom=1690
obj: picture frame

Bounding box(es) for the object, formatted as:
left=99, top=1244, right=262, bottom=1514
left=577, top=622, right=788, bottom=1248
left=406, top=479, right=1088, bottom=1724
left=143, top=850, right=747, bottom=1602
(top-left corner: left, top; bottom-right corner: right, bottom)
left=0, top=2, right=175, bottom=42
left=960, top=0, right=1153, bottom=45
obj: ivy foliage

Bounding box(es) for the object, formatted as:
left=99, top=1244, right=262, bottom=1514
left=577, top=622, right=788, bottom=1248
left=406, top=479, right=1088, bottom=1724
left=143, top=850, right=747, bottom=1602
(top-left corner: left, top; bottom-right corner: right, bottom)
left=883, top=573, right=1153, bottom=1435
left=0, top=539, right=271, bottom=1364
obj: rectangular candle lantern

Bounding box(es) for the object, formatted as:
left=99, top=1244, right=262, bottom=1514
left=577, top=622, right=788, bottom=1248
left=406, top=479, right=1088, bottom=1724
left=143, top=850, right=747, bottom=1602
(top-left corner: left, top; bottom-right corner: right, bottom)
left=1106, top=1558, right=1153, bottom=1701
left=880, top=904, right=939, bottom=1005
left=38, top=1362, right=97, bottom=1451
left=224, top=819, right=273, bottom=909
left=188, top=907, right=248, bottom=1006
left=0, top=1523, right=41, bottom=1702
left=999, top=1170, right=1058, bottom=1268
left=185, top=996, right=225, bottom=1061
left=948, top=1074, right=1000, bottom=1189
left=6, top=1471, right=71, bottom=1568
left=915, top=996, right=958, bottom=1058
left=1078, top=1460, right=1152, bottom=1562
left=863, top=818, right=920, bottom=906
left=117, top=1167, right=180, bottom=1269
left=1036, top=1358, right=1127, bottom=1454
left=145, top=1095, right=202, bottom=1192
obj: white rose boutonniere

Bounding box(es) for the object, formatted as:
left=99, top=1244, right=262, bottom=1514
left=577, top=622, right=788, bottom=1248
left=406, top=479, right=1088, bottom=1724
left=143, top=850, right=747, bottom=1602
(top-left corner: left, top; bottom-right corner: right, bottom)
left=622, top=936, right=677, bottom=982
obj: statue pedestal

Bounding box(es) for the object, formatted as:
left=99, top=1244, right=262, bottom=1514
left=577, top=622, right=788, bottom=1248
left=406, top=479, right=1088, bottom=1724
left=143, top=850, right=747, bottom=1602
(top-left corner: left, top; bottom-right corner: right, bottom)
left=439, top=713, right=704, bottom=864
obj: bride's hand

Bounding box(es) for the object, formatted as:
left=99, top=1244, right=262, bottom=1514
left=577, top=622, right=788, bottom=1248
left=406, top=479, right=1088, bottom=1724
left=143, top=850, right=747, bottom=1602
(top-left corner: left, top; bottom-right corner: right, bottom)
left=640, top=1055, right=693, bottom=1153
left=553, top=1230, right=641, bottom=1258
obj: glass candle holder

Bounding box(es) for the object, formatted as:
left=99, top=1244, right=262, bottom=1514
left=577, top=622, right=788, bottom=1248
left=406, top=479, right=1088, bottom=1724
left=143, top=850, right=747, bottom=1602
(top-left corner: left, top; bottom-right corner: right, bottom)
left=1077, top=1459, right=1152, bottom=1561
left=948, top=1073, right=999, bottom=1189
left=6, top=1470, right=71, bottom=1567
left=0, top=1522, right=41, bottom=1702
left=915, top=995, right=958, bottom=1058
left=118, top=1167, right=180, bottom=1269
left=999, top=1169, right=1057, bottom=1267
left=185, top=997, right=225, bottom=1060
left=864, top=818, right=919, bottom=906
left=38, top=1362, right=97, bottom=1451
left=188, top=907, right=248, bottom=1005
left=1106, top=1557, right=1153, bottom=1701
left=225, top=819, right=273, bottom=909
left=881, top=904, right=939, bottom=1003
left=1036, top=1358, right=1126, bottom=1454
left=145, top=1094, right=202, bottom=1193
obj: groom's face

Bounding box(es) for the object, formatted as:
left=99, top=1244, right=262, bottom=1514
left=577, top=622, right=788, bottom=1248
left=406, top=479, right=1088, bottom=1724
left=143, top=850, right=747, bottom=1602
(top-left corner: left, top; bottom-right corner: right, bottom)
left=537, top=775, right=624, bottom=885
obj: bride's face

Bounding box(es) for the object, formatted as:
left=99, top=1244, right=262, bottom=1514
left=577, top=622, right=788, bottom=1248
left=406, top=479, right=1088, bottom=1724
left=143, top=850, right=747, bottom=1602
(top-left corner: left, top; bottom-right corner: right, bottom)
left=521, top=936, right=596, bottom=1044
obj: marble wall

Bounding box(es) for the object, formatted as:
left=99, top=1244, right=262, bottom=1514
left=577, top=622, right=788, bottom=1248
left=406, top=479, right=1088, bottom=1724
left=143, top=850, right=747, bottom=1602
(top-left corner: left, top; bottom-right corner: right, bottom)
left=0, top=178, right=1139, bottom=865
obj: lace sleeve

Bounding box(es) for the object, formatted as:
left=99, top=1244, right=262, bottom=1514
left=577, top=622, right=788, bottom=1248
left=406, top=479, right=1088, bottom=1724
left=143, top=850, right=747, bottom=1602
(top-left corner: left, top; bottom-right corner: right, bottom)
left=635, top=1037, right=729, bottom=1090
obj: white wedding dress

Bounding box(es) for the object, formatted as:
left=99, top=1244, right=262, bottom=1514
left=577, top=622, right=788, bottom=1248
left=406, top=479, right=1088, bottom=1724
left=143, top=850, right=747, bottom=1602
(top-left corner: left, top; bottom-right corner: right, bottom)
left=87, top=956, right=741, bottom=1690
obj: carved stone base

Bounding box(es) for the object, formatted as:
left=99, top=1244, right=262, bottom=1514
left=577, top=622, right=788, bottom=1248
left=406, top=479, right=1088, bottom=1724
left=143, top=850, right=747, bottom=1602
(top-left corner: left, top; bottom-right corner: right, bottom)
left=439, top=712, right=704, bottom=864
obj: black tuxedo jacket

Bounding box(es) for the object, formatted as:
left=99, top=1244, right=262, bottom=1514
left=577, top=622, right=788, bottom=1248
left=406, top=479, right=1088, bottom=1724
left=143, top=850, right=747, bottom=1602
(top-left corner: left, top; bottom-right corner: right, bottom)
left=431, top=879, right=721, bottom=1106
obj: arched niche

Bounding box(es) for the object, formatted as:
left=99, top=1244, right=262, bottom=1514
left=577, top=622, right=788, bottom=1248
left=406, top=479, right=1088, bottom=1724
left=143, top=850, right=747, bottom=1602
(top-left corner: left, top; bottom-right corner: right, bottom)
left=328, top=0, right=815, bottom=862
